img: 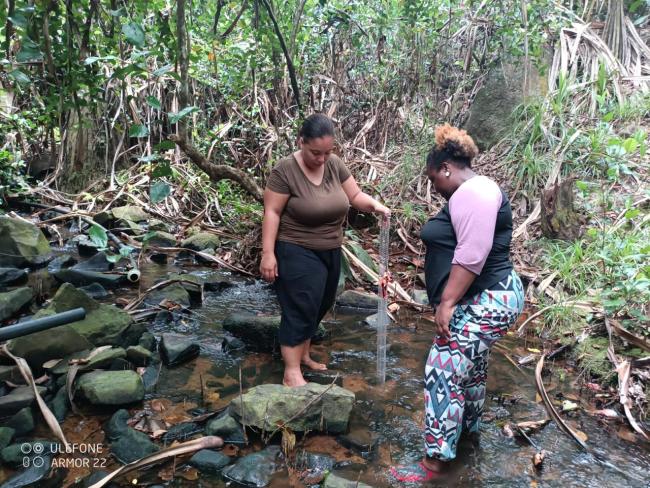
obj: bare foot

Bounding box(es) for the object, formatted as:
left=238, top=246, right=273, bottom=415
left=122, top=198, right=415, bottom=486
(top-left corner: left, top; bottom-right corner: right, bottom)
left=283, top=370, right=307, bottom=387
left=301, top=357, right=328, bottom=371
left=421, top=456, right=446, bottom=473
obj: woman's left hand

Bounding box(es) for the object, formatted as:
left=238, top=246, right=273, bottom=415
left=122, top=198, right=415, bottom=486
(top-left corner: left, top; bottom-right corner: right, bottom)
left=434, top=302, right=454, bottom=339
left=373, top=202, right=391, bottom=220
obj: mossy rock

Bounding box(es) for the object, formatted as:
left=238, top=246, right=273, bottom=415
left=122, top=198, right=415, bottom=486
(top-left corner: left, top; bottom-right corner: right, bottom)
left=0, top=216, right=52, bottom=267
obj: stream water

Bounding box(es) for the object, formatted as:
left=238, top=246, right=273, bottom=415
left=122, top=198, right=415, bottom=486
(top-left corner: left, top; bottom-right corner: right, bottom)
left=106, top=260, right=650, bottom=487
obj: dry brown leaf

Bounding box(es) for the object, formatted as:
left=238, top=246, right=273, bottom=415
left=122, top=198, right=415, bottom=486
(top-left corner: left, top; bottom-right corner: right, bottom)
left=222, top=444, right=240, bottom=457
left=532, top=450, right=546, bottom=469
left=150, top=399, right=166, bottom=412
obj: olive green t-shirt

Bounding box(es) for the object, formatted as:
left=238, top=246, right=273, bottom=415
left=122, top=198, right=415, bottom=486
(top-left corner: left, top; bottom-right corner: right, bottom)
left=266, top=154, right=352, bottom=250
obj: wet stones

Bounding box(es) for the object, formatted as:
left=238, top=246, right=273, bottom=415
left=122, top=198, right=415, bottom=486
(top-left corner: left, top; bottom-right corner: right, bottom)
left=222, top=313, right=280, bottom=352
left=110, top=427, right=159, bottom=464
left=0, top=216, right=52, bottom=268
left=229, top=383, right=355, bottom=434
left=205, top=412, right=246, bottom=444
left=188, top=449, right=231, bottom=474
left=0, top=268, right=27, bottom=288
left=159, top=333, right=200, bottom=367
left=75, top=370, right=144, bottom=406
left=180, top=231, right=220, bottom=252
left=221, top=445, right=282, bottom=488
left=336, top=290, right=380, bottom=313
left=0, top=386, right=46, bottom=416
left=0, top=287, right=33, bottom=321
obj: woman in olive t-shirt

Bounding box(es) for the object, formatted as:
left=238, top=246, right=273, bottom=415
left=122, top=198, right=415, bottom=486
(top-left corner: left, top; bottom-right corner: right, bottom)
left=260, top=114, right=391, bottom=388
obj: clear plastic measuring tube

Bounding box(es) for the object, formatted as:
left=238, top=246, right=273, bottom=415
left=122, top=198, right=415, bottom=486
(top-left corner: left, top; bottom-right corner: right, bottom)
left=377, top=215, right=390, bottom=383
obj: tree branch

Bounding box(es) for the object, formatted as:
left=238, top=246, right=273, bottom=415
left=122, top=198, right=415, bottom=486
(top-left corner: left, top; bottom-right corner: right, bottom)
left=221, top=0, right=248, bottom=40
left=212, top=0, right=224, bottom=35
left=168, top=135, right=263, bottom=203
left=259, top=0, right=302, bottom=113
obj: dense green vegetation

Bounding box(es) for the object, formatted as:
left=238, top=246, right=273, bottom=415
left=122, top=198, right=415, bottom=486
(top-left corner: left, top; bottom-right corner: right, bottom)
left=1, top=0, right=648, bottom=387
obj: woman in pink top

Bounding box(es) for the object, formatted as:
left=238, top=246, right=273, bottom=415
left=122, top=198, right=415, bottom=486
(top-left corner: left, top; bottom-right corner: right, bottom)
left=391, top=125, right=525, bottom=483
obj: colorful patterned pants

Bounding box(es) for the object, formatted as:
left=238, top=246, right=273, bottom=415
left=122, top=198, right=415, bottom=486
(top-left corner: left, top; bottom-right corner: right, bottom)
left=424, top=270, right=524, bottom=461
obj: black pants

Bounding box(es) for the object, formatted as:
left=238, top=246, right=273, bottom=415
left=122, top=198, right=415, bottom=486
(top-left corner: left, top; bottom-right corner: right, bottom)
left=274, top=241, right=341, bottom=347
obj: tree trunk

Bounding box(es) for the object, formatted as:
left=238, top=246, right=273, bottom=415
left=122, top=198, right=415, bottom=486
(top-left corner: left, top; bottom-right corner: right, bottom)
left=540, top=177, right=585, bottom=241
left=176, top=0, right=190, bottom=140
left=169, top=135, right=263, bottom=203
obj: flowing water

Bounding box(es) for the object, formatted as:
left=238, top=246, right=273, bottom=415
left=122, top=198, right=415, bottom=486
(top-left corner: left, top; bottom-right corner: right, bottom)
left=13, top=257, right=650, bottom=487
left=119, top=261, right=650, bottom=487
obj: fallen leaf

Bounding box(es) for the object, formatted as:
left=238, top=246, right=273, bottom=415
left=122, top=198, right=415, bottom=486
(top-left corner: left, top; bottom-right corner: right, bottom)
left=585, top=382, right=601, bottom=391
left=150, top=399, right=166, bottom=412
left=42, top=359, right=62, bottom=369
left=574, top=430, right=588, bottom=443
left=502, top=423, right=515, bottom=438
left=388, top=303, right=400, bottom=313
left=527, top=348, right=541, bottom=353
left=562, top=400, right=579, bottom=412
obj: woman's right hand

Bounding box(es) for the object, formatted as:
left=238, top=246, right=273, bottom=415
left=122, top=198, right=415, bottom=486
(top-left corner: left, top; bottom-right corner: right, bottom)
left=260, top=252, right=278, bottom=283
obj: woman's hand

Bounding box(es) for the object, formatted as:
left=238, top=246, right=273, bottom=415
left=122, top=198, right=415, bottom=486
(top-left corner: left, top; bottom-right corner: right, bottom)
left=260, top=252, right=278, bottom=283
left=434, top=302, right=454, bottom=339
left=373, top=202, right=391, bottom=221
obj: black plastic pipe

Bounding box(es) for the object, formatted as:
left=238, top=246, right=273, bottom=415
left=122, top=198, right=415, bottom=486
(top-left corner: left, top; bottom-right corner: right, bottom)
left=0, top=308, right=86, bottom=341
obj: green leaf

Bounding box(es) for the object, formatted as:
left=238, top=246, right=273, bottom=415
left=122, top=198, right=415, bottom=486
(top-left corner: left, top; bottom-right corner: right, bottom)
left=129, top=124, right=149, bottom=138
left=150, top=180, right=171, bottom=203
left=155, top=140, right=176, bottom=151
left=168, top=106, right=198, bottom=124
left=110, top=7, right=126, bottom=17
left=122, top=22, right=145, bottom=47
left=89, top=224, right=108, bottom=249
left=119, top=245, right=134, bottom=257
left=602, top=112, right=614, bottom=122
left=7, top=14, right=28, bottom=29
left=625, top=209, right=640, bottom=220
left=623, top=138, right=639, bottom=154
left=152, top=65, right=173, bottom=77
left=146, top=96, right=161, bottom=110
left=576, top=181, right=589, bottom=192
left=105, top=253, right=122, bottom=263
left=152, top=161, right=173, bottom=178
left=8, top=69, right=31, bottom=85
left=16, top=41, right=43, bottom=62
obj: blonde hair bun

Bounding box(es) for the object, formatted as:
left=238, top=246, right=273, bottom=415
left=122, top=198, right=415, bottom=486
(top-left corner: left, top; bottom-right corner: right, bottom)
left=434, top=124, right=479, bottom=161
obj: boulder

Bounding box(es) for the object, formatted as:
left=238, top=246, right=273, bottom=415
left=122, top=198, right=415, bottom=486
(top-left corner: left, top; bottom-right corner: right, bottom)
left=0, top=427, right=15, bottom=450
left=221, top=446, right=281, bottom=488
left=52, top=254, right=125, bottom=288
left=229, top=383, right=354, bottom=434
left=111, top=205, right=150, bottom=223
left=0, top=386, right=46, bottom=416
left=205, top=412, right=246, bottom=444
left=83, top=347, right=127, bottom=370
left=73, top=252, right=112, bottom=272
left=104, top=409, right=130, bottom=441
left=48, top=386, right=69, bottom=422
left=0, top=453, right=53, bottom=488
left=138, top=332, right=157, bottom=351
left=110, top=427, right=159, bottom=464
left=4, top=406, right=35, bottom=436
left=222, top=313, right=280, bottom=351
left=75, top=370, right=144, bottom=405
left=47, top=255, right=76, bottom=273
left=0, top=287, right=33, bottom=321
left=180, top=232, right=220, bottom=252
left=126, top=345, right=152, bottom=366
left=0, top=268, right=27, bottom=287
left=336, top=290, right=380, bottom=311
left=144, top=283, right=191, bottom=308
left=464, top=60, right=544, bottom=150
left=0, top=216, right=52, bottom=267
left=148, top=219, right=170, bottom=232
left=79, top=283, right=109, bottom=299
left=7, top=326, right=92, bottom=374
left=8, top=284, right=143, bottom=368
left=159, top=333, right=200, bottom=367
left=162, top=422, right=201, bottom=443
left=74, top=234, right=104, bottom=256
left=145, top=231, right=176, bottom=248
left=188, top=449, right=231, bottom=474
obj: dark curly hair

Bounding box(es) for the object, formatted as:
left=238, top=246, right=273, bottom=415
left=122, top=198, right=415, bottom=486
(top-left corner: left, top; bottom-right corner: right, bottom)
left=426, top=124, right=479, bottom=170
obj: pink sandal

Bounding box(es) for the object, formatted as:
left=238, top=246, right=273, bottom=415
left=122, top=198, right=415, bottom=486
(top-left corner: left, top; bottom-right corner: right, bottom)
left=389, top=461, right=439, bottom=483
